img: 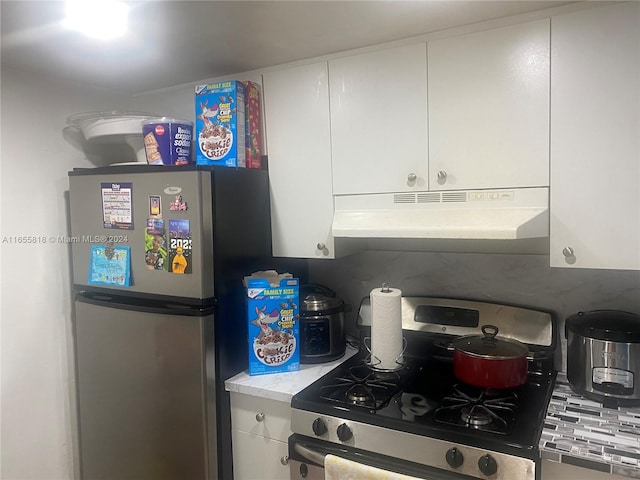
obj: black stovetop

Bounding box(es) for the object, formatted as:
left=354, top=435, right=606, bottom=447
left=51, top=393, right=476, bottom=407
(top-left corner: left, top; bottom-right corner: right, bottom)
left=291, top=347, right=556, bottom=459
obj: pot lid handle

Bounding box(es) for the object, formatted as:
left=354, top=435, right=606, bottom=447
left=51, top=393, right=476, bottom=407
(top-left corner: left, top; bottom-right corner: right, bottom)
left=482, top=325, right=499, bottom=340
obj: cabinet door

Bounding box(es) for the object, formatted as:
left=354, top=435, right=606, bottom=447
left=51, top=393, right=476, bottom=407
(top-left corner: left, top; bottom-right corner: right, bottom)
left=428, top=20, right=550, bottom=190
left=230, top=392, right=291, bottom=442
left=232, top=431, right=289, bottom=480
left=329, top=43, right=428, bottom=195
left=263, top=62, right=335, bottom=258
left=550, top=3, right=640, bottom=270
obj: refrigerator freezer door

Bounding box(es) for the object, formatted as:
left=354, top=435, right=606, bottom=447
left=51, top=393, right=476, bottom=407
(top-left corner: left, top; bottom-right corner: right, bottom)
left=68, top=169, right=214, bottom=300
left=74, top=298, right=214, bottom=480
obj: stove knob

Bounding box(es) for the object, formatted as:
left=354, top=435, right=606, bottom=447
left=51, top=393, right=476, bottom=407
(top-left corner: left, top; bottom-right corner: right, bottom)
left=312, top=418, right=327, bottom=436
left=445, top=447, right=464, bottom=468
left=478, top=454, right=498, bottom=476
left=336, top=423, right=353, bottom=442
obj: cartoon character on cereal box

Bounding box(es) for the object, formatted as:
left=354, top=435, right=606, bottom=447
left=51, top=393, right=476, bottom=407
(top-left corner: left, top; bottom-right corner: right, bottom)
left=251, top=306, right=280, bottom=336
left=251, top=305, right=296, bottom=367
left=198, top=100, right=218, bottom=127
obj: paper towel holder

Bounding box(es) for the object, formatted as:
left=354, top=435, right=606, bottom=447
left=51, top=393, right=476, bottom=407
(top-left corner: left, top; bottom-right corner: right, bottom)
left=363, top=336, right=408, bottom=373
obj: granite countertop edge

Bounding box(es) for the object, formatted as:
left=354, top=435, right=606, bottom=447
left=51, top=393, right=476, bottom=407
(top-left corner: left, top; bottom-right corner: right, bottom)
left=540, top=374, right=640, bottom=479
left=225, top=345, right=359, bottom=403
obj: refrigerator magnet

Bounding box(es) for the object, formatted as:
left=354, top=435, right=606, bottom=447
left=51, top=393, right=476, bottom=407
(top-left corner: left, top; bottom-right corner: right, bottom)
left=144, top=218, right=166, bottom=271
left=169, top=194, right=187, bottom=211
left=88, top=245, right=131, bottom=286
left=101, top=182, right=134, bottom=230
left=149, top=195, right=161, bottom=217
left=168, top=219, right=191, bottom=274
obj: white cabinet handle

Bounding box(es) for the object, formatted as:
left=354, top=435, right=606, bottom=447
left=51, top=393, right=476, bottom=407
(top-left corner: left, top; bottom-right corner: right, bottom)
left=316, top=242, right=326, bottom=251
left=407, top=173, right=417, bottom=182
left=562, top=247, right=574, bottom=257
left=280, top=456, right=289, bottom=466
left=437, top=170, right=448, bottom=182
left=255, top=412, right=265, bottom=422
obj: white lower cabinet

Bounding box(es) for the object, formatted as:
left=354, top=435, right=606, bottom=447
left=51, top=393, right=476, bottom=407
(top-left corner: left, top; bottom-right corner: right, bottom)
left=230, top=392, right=291, bottom=480
left=550, top=2, right=640, bottom=270
left=232, top=431, right=289, bottom=480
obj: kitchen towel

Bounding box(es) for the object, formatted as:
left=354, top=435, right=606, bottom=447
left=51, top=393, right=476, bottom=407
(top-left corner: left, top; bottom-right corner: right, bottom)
left=325, top=454, right=423, bottom=480
left=370, top=285, right=403, bottom=370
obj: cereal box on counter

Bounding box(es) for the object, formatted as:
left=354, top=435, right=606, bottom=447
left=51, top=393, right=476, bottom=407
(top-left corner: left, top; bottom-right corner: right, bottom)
left=195, top=81, right=246, bottom=167
left=244, top=271, right=299, bottom=375
left=242, top=81, right=262, bottom=169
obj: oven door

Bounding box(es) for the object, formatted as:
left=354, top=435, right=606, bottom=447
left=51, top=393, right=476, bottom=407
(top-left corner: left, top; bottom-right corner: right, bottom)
left=288, top=434, right=475, bottom=480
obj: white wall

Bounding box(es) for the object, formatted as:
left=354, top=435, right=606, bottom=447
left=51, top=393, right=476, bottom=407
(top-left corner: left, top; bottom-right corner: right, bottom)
left=0, top=67, right=129, bottom=480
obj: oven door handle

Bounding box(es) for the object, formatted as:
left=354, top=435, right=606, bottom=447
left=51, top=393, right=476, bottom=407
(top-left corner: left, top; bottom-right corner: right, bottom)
left=293, top=441, right=326, bottom=466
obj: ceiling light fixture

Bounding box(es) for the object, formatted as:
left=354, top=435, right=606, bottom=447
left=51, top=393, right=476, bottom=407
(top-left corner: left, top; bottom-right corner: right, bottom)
left=64, top=0, right=129, bottom=40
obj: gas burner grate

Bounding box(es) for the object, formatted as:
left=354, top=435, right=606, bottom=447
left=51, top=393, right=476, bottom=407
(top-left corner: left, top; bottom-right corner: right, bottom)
left=433, top=384, right=518, bottom=434
left=318, top=361, right=417, bottom=411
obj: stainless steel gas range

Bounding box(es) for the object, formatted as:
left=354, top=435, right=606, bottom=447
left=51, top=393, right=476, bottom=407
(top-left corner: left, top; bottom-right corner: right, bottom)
left=288, top=297, right=557, bottom=480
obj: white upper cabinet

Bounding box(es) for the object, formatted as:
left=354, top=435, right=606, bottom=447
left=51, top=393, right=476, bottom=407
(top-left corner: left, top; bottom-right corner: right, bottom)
left=550, top=3, right=640, bottom=270
left=263, top=62, right=336, bottom=259
left=329, top=43, right=428, bottom=195
left=428, top=20, right=550, bottom=190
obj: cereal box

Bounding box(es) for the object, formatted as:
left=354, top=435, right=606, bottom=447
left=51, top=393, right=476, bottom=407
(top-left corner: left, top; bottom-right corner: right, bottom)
left=242, top=81, right=262, bottom=169
left=245, top=273, right=299, bottom=375
left=195, top=81, right=246, bottom=167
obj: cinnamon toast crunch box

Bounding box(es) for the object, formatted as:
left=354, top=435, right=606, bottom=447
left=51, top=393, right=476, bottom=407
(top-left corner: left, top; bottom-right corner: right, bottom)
left=245, top=274, right=299, bottom=375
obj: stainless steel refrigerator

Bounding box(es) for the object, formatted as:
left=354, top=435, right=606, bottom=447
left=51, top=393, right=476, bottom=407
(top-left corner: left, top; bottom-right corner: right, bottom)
left=68, top=165, right=297, bottom=480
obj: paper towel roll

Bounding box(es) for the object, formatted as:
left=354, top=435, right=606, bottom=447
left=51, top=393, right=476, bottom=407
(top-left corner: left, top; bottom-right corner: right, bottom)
left=370, top=286, right=403, bottom=370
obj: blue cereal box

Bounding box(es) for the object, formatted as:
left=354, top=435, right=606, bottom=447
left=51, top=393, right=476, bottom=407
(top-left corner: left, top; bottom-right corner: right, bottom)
left=246, top=275, right=299, bottom=375
left=195, top=80, right=246, bottom=167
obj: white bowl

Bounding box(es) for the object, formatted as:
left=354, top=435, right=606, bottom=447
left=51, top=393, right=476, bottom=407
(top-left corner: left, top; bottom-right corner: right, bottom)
left=67, top=111, right=159, bottom=140
left=67, top=111, right=160, bottom=164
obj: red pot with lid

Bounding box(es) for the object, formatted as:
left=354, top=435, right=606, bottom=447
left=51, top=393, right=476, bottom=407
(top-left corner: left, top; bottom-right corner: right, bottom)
left=451, top=325, right=530, bottom=389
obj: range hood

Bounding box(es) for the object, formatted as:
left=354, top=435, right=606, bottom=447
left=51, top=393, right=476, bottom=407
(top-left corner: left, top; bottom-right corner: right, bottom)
left=332, top=187, right=549, bottom=240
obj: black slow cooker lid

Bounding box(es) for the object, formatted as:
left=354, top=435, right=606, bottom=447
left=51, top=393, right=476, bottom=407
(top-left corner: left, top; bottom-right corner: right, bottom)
left=566, top=310, right=640, bottom=343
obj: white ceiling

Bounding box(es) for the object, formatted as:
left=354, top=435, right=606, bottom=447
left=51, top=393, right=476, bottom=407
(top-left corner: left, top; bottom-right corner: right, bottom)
left=1, top=0, right=575, bottom=94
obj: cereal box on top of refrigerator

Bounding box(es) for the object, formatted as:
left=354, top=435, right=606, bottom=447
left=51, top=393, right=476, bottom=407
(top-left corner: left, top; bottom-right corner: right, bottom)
left=242, top=81, right=262, bottom=169
left=195, top=81, right=246, bottom=167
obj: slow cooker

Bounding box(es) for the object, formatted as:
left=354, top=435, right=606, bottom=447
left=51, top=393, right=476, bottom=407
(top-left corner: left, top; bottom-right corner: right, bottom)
left=299, top=284, right=346, bottom=364
left=565, top=310, right=640, bottom=407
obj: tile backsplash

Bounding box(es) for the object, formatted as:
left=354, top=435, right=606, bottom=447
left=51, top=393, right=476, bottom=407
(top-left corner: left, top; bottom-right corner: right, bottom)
left=309, top=251, right=640, bottom=372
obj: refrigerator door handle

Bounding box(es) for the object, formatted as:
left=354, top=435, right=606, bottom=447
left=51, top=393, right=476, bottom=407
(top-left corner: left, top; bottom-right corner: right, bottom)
left=76, top=291, right=214, bottom=316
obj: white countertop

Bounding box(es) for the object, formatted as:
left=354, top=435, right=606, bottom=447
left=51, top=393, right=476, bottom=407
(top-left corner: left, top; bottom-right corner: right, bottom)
left=225, top=345, right=359, bottom=403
